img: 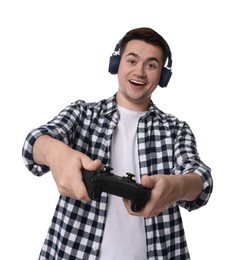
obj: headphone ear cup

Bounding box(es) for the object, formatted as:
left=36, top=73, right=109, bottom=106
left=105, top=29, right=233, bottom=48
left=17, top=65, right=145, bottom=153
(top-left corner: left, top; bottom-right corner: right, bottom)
left=159, top=67, right=172, bottom=88
left=108, top=55, right=120, bottom=74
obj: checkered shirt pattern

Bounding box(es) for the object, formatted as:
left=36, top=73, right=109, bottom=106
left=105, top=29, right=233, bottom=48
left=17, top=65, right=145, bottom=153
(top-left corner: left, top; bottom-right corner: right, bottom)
left=22, top=94, right=213, bottom=260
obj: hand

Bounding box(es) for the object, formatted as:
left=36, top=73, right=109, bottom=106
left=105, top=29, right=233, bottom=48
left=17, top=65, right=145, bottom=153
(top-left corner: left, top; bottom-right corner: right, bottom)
left=50, top=149, right=102, bottom=202
left=33, top=135, right=102, bottom=201
left=123, top=173, right=202, bottom=218
left=123, top=174, right=177, bottom=217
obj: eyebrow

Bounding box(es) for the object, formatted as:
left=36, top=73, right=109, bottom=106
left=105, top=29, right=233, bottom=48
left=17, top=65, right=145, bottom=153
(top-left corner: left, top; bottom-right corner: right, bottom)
left=125, top=52, right=160, bottom=64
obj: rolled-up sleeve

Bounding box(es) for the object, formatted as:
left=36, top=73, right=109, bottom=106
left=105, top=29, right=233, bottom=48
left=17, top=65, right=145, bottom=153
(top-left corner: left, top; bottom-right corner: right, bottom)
left=22, top=128, right=51, bottom=176
left=22, top=101, right=83, bottom=176
left=173, top=121, right=213, bottom=211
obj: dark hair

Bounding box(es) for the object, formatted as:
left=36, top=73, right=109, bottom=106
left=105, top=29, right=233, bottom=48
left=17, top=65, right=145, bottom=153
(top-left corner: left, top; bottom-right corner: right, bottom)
left=120, top=27, right=170, bottom=66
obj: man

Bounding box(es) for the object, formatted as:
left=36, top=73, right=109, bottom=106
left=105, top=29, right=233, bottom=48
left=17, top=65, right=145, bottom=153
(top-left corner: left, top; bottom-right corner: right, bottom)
left=22, top=27, right=213, bottom=259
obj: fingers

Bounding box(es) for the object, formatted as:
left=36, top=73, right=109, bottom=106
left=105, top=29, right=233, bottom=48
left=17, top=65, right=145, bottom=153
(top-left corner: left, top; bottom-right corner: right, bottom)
left=122, top=175, right=156, bottom=217
left=123, top=175, right=167, bottom=217
left=68, top=170, right=90, bottom=202
left=71, top=158, right=102, bottom=201
left=53, top=152, right=102, bottom=202
left=123, top=198, right=159, bottom=218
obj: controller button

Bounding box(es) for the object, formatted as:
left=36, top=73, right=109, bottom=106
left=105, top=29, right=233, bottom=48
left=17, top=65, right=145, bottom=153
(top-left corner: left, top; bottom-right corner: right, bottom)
left=126, top=172, right=135, bottom=180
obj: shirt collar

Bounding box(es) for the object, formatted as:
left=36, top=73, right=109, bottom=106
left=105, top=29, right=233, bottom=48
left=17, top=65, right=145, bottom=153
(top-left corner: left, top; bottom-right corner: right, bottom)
left=103, top=93, right=164, bottom=121
left=102, top=94, right=118, bottom=116
left=146, top=101, right=164, bottom=122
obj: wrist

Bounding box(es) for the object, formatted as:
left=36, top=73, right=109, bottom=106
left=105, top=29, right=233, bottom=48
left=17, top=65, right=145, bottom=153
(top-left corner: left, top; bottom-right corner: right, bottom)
left=180, top=173, right=203, bottom=202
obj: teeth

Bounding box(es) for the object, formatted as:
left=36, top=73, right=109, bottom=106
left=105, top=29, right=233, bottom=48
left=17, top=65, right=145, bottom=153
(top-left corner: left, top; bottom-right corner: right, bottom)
left=130, top=80, right=144, bottom=85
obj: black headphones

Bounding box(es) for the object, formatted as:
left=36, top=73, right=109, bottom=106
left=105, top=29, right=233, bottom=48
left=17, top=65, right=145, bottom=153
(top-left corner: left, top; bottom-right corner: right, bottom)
left=108, top=39, right=172, bottom=88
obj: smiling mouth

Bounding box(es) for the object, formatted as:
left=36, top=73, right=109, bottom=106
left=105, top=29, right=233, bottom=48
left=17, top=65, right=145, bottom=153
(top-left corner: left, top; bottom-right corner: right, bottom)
left=129, top=79, right=145, bottom=87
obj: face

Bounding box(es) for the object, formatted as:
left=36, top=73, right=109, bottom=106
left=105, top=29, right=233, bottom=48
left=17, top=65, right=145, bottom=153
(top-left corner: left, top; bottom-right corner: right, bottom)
left=116, top=40, right=164, bottom=111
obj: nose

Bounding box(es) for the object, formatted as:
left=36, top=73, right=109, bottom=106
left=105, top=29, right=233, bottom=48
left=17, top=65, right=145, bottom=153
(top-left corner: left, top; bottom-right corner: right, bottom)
left=134, top=63, right=146, bottom=78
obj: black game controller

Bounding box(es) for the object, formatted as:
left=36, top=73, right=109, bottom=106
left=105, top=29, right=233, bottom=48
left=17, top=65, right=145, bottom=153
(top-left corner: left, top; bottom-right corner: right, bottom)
left=82, top=166, right=151, bottom=212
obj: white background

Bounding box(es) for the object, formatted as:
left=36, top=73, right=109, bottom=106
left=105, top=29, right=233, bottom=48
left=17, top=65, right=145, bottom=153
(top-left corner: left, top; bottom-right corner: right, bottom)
left=1, top=0, right=247, bottom=259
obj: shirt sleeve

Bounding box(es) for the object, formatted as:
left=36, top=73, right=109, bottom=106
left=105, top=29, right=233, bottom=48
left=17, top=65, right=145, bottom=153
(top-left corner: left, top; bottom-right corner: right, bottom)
left=21, top=100, right=84, bottom=176
left=172, top=121, right=213, bottom=211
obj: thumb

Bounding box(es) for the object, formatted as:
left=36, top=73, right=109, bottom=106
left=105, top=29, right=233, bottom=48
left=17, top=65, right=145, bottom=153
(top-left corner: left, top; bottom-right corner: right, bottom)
left=141, top=175, right=155, bottom=189
left=82, top=158, right=102, bottom=172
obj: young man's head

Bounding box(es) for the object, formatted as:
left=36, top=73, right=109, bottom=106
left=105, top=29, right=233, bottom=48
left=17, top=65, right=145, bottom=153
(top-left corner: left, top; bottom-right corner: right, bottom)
left=116, top=28, right=170, bottom=111
left=109, top=27, right=172, bottom=89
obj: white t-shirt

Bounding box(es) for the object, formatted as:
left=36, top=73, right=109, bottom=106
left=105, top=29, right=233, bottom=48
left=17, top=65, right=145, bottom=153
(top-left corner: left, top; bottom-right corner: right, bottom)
left=99, top=106, right=147, bottom=260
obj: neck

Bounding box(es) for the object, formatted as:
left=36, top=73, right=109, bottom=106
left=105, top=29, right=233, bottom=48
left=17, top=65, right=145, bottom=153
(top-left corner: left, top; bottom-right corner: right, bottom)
left=116, top=92, right=150, bottom=112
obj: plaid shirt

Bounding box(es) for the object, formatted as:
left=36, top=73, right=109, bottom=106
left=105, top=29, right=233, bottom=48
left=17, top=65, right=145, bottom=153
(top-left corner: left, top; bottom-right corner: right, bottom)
left=22, top=94, right=213, bottom=260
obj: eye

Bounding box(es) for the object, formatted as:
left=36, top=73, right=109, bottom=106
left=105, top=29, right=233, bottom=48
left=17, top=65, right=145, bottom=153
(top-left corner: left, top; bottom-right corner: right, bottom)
left=146, top=63, right=157, bottom=70
left=127, top=59, right=136, bottom=65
